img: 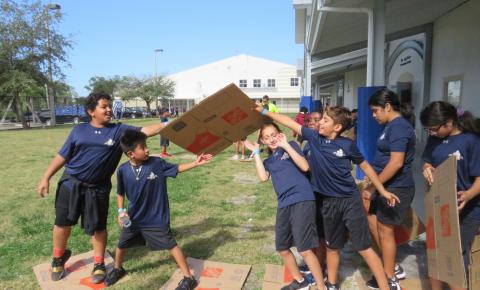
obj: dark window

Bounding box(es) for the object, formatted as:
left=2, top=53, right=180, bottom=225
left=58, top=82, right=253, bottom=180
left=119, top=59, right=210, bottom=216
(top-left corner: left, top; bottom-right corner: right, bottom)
left=267, top=79, right=276, bottom=87
left=239, top=79, right=247, bottom=88
left=253, top=79, right=261, bottom=88
left=290, top=78, right=299, bottom=86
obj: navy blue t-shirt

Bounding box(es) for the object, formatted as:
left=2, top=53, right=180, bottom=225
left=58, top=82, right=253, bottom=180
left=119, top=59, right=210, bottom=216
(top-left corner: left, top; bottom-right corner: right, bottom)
left=59, top=122, right=139, bottom=189
left=303, top=141, right=320, bottom=193
left=373, top=117, right=415, bottom=188
left=301, top=126, right=365, bottom=198
left=263, top=141, right=315, bottom=208
left=117, top=157, right=179, bottom=228
left=422, top=133, right=480, bottom=219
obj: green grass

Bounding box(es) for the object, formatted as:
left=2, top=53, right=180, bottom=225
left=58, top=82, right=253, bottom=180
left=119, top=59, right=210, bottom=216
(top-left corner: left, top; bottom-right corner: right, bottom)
left=0, top=119, right=283, bottom=289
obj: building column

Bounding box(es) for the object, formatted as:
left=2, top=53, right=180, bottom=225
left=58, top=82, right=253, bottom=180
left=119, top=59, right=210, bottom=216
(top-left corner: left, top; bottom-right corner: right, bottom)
left=372, top=0, right=386, bottom=86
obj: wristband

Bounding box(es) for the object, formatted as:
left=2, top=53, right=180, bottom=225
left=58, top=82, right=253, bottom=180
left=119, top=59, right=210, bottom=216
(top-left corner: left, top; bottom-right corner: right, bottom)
left=252, top=149, right=260, bottom=155
left=118, top=208, right=126, bottom=214
left=261, top=108, right=269, bottom=115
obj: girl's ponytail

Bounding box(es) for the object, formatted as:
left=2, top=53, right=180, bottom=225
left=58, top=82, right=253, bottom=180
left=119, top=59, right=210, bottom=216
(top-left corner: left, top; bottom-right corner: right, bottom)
left=420, top=101, right=480, bottom=136
left=368, top=88, right=415, bottom=126
left=457, top=109, right=480, bottom=136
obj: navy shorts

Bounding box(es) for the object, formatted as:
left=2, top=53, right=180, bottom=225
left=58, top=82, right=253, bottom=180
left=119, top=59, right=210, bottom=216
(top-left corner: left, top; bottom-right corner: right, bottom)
left=118, top=226, right=177, bottom=251
left=368, top=187, right=415, bottom=226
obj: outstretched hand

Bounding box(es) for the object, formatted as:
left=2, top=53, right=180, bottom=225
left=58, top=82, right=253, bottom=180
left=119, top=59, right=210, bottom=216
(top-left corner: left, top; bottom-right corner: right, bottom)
left=196, top=153, right=214, bottom=165
left=243, top=139, right=260, bottom=152
left=381, top=190, right=401, bottom=207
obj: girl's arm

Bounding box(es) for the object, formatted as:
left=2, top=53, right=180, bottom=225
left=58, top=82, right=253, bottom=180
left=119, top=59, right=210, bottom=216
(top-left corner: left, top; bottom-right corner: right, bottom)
left=422, top=162, right=435, bottom=186
left=178, top=154, right=213, bottom=173
left=254, top=105, right=302, bottom=135
left=359, top=160, right=400, bottom=206
left=277, top=133, right=309, bottom=172
left=365, top=152, right=405, bottom=193
left=244, top=140, right=270, bottom=182
left=37, top=154, right=67, bottom=197
left=458, top=176, right=480, bottom=211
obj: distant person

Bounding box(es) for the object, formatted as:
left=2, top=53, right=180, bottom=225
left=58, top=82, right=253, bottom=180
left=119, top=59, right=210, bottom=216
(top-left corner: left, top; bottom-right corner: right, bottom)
left=104, top=130, right=213, bottom=288
left=262, top=95, right=279, bottom=113
left=160, top=109, right=172, bottom=158
left=293, top=106, right=309, bottom=142
left=231, top=138, right=248, bottom=160
left=351, top=109, right=358, bottom=140
left=112, top=98, right=123, bottom=120
left=37, top=92, right=166, bottom=283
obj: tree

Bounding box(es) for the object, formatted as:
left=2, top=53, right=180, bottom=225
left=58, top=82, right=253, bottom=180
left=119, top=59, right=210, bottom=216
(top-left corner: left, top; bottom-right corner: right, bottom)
left=84, top=75, right=122, bottom=96
left=0, top=0, right=72, bottom=127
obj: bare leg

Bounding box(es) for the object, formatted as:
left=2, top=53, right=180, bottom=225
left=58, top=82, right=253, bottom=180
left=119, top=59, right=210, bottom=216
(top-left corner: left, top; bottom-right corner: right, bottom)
left=377, top=222, right=396, bottom=278
left=53, top=225, right=71, bottom=253
left=278, top=250, right=303, bottom=282
left=326, top=248, right=340, bottom=284
left=170, top=246, right=193, bottom=277
left=367, top=214, right=381, bottom=249
left=299, top=249, right=326, bottom=288
left=358, top=248, right=389, bottom=290
left=91, top=230, right=107, bottom=260
left=114, top=247, right=126, bottom=269
left=315, top=239, right=327, bottom=266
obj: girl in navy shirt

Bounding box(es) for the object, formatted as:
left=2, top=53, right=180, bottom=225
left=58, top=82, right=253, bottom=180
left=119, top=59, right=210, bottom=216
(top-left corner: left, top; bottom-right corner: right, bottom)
left=363, top=89, right=416, bottom=290
left=421, top=101, right=480, bottom=290
left=244, top=122, right=325, bottom=290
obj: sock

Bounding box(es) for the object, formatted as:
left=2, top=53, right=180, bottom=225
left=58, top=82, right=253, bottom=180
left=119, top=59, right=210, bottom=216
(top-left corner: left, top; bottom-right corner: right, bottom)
left=53, top=248, right=65, bottom=258
left=93, top=255, right=104, bottom=264
left=297, top=278, right=305, bottom=283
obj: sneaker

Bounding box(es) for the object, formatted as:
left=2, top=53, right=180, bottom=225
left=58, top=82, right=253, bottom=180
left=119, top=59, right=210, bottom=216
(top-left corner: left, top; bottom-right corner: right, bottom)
left=104, top=267, right=126, bottom=286
left=298, top=264, right=310, bottom=274
left=281, top=279, right=309, bottom=290
left=175, top=276, right=198, bottom=290
left=389, top=277, right=401, bottom=290
left=50, top=249, right=72, bottom=281
left=365, top=276, right=379, bottom=289
left=230, top=154, right=239, bottom=160
left=240, top=154, right=246, bottom=160
left=325, top=281, right=340, bottom=290
left=395, top=264, right=406, bottom=280
left=91, top=263, right=106, bottom=284
left=305, top=272, right=316, bottom=286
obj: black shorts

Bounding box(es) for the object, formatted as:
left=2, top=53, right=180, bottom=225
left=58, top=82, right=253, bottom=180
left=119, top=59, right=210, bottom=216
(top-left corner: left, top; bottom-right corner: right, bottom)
left=276, top=201, right=319, bottom=252
left=160, top=137, right=170, bottom=147
left=118, top=226, right=177, bottom=250
left=460, top=214, right=480, bottom=274
left=322, top=195, right=371, bottom=251
left=314, top=193, right=325, bottom=239
left=54, top=182, right=109, bottom=233
left=368, top=187, right=415, bottom=226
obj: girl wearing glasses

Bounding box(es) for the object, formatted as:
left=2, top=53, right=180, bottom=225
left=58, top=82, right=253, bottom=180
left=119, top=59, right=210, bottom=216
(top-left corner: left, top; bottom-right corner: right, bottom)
left=421, top=101, right=480, bottom=290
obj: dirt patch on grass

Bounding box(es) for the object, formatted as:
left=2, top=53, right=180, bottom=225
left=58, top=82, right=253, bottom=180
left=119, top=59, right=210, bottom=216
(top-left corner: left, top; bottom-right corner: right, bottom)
left=233, top=172, right=259, bottom=185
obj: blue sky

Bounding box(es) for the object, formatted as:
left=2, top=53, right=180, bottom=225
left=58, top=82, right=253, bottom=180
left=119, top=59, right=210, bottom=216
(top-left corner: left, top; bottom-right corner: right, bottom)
left=47, top=0, right=303, bottom=97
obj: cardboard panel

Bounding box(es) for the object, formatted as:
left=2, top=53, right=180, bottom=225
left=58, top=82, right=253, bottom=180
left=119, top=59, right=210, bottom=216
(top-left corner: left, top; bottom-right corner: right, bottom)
left=160, top=84, right=268, bottom=155
left=33, top=250, right=129, bottom=290
left=262, top=264, right=297, bottom=290
left=355, top=274, right=431, bottom=290
left=160, top=258, right=251, bottom=290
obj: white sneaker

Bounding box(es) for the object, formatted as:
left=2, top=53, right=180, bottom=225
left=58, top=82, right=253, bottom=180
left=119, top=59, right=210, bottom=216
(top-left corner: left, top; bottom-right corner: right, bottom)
left=395, top=264, right=406, bottom=280
left=240, top=155, right=246, bottom=160
left=230, top=154, right=239, bottom=160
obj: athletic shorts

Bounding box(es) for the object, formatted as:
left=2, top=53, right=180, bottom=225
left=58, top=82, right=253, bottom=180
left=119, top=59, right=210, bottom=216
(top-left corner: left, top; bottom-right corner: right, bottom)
left=54, top=182, right=109, bottom=233
left=314, top=193, right=325, bottom=239
left=118, top=226, right=177, bottom=251
left=368, top=187, right=415, bottom=226
left=276, top=201, right=319, bottom=252
left=160, top=136, right=170, bottom=147
left=322, top=195, right=371, bottom=251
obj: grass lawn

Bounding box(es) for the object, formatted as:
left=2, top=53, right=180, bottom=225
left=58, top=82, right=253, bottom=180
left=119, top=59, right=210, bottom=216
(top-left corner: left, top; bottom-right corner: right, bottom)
left=0, top=119, right=286, bottom=289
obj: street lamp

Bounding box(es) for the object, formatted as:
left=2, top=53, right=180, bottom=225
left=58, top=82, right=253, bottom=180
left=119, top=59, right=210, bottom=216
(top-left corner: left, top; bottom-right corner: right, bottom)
left=154, top=48, right=163, bottom=115
left=45, top=3, right=61, bottom=126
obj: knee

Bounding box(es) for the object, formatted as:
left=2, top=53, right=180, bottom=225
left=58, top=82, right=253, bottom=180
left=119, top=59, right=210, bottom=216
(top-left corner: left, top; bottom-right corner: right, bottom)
left=278, top=250, right=291, bottom=258
left=299, top=249, right=314, bottom=259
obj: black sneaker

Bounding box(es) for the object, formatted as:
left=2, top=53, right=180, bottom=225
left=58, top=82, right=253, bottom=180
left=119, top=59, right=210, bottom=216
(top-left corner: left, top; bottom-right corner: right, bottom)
left=325, top=281, right=340, bottom=290
left=175, top=276, right=198, bottom=290
left=395, top=264, right=406, bottom=280
left=104, top=267, right=126, bottom=286
left=91, top=263, right=106, bottom=284
left=51, top=249, right=72, bottom=281
left=365, top=275, right=379, bottom=289
left=298, top=264, right=311, bottom=274
left=389, top=277, right=401, bottom=290
left=305, top=272, right=316, bottom=286
left=280, top=279, right=310, bottom=290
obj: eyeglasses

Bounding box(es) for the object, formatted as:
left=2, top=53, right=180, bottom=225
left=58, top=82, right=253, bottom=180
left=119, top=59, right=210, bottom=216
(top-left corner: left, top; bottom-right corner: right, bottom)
left=423, top=124, right=444, bottom=135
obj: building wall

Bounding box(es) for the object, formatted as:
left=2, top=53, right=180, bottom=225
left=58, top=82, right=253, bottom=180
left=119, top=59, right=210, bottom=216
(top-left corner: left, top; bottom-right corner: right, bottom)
left=344, top=67, right=366, bottom=110
left=430, top=0, right=480, bottom=113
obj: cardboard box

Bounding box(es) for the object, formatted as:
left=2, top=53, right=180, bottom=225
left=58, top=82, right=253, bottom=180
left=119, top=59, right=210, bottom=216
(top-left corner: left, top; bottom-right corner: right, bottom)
left=159, top=257, right=251, bottom=290
left=425, top=156, right=467, bottom=288
left=262, top=264, right=294, bottom=290
left=160, top=83, right=268, bottom=155
left=33, top=250, right=128, bottom=290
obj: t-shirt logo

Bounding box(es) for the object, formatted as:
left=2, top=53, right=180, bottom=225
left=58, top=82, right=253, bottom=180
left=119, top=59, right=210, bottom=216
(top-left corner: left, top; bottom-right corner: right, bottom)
left=104, top=138, right=115, bottom=146
left=94, top=130, right=101, bottom=135
left=147, top=172, right=158, bottom=180
left=280, top=152, right=290, bottom=160
left=379, top=133, right=386, bottom=140
left=449, top=150, right=463, bottom=161
left=443, top=139, right=449, bottom=144
left=333, top=149, right=345, bottom=157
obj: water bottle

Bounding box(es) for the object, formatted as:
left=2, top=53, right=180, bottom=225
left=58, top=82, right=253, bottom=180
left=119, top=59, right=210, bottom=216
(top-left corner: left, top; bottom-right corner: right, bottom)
left=118, top=209, right=131, bottom=228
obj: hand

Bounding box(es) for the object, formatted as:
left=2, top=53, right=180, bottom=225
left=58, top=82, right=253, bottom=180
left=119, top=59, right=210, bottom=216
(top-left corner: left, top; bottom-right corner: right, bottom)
left=423, top=167, right=435, bottom=186
left=37, top=178, right=49, bottom=197
left=276, top=133, right=288, bottom=148
left=361, top=188, right=374, bottom=201
left=253, top=104, right=263, bottom=113
left=195, top=153, right=213, bottom=165
left=117, top=212, right=129, bottom=227
left=243, top=139, right=260, bottom=152
left=457, top=191, right=471, bottom=211
left=380, top=190, right=401, bottom=207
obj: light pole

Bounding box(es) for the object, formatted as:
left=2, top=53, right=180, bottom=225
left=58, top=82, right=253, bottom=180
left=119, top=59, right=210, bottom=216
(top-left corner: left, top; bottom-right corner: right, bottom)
left=45, top=3, right=61, bottom=126
left=154, top=48, right=163, bottom=115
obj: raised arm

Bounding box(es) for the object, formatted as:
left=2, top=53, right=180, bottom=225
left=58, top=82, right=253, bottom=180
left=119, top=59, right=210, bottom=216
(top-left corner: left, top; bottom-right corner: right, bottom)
left=141, top=123, right=165, bottom=137
left=178, top=153, right=213, bottom=173
left=37, top=154, right=66, bottom=197
left=254, top=105, right=302, bottom=135
left=277, top=133, right=309, bottom=172
left=243, top=140, right=270, bottom=182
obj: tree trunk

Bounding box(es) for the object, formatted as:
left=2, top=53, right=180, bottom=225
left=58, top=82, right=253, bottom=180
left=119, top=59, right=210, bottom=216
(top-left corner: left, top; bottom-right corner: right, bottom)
left=12, top=96, right=28, bottom=128
left=145, top=101, right=151, bottom=115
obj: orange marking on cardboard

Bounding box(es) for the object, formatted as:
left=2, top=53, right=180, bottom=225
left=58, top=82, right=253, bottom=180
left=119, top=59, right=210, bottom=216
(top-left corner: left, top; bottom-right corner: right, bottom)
left=79, top=276, right=106, bottom=289
left=440, top=204, right=452, bottom=237
left=222, top=107, right=248, bottom=125
left=200, top=267, right=224, bottom=278
left=426, top=217, right=436, bottom=249
left=283, top=266, right=294, bottom=283
left=186, top=131, right=221, bottom=154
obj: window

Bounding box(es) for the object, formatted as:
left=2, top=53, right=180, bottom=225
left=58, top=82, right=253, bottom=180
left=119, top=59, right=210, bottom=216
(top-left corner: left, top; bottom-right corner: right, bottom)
left=239, top=79, right=247, bottom=88
left=253, top=79, right=261, bottom=88
left=290, top=77, right=299, bottom=86
left=444, top=77, right=462, bottom=107
left=267, top=79, right=276, bottom=87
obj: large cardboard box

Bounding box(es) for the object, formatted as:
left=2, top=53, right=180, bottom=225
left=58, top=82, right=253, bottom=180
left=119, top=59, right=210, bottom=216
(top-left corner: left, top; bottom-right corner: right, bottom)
left=159, top=257, right=251, bottom=290
left=425, top=156, right=467, bottom=288
left=33, top=250, right=128, bottom=290
left=160, top=84, right=267, bottom=155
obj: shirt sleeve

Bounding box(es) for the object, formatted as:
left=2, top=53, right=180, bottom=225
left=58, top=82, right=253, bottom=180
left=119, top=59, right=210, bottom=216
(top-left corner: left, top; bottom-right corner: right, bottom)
left=389, top=123, right=413, bottom=152
left=161, top=160, right=179, bottom=178
left=289, top=141, right=304, bottom=156
left=58, top=127, right=77, bottom=160
left=119, top=123, right=141, bottom=134
left=349, top=140, right=365, bottom=165
left=301, top=126, right=317, bottom=142
left=116, top=167, right=125, bottom=196
left=468, top=137, right=480, bottom=177
left=422, top=137, right=434, bottom=164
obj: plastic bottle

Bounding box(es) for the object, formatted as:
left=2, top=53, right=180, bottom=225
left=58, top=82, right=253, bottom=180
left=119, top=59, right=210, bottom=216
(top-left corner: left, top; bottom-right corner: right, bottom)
left=118, top=210, right=131, bottom=228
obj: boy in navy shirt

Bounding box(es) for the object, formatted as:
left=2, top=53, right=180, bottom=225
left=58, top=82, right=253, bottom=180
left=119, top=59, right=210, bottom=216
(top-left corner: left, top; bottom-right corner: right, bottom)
left=258, top=105, right=399, bottom=290
left=104, top=130, right=213, bottom=289
left=37, top=92, right=166, bottom=283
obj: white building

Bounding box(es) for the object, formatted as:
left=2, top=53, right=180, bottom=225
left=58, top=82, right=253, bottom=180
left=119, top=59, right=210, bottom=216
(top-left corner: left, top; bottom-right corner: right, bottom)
left=160, top=54, right=301, bottom=113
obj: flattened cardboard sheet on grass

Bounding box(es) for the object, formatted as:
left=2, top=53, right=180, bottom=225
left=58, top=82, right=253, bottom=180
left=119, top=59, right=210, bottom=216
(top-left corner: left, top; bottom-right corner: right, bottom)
left=262, top=264, right=318, bottom=290
left=355, top=274, right=431, bottom=290
left=33, top=250, right=129, bottom=290
left=159, top=257, right=251, bottom=290
left=160, top=83, right=268, bottom=155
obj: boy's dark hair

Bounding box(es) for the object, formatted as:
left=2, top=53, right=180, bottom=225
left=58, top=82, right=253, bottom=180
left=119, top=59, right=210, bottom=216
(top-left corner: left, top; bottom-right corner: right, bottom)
left=420, top=101, right=480, bottom=136
left=368, top=88, right=415, bottom=126
left=120, top=129, right=147, bottom=154
left=325, top=106, right=352, bottom=134
left=300, top=106, right=308, bottom=114
left=351, top=109, right=358, bottom=114
left=85, top=92, right=112, bottom=112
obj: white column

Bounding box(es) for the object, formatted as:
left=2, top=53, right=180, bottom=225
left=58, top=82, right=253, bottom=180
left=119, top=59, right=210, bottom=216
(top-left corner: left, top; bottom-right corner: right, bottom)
left=372, top=0, right=385, bottom=86
left=304, top=51, right=312, bottom=96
